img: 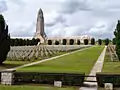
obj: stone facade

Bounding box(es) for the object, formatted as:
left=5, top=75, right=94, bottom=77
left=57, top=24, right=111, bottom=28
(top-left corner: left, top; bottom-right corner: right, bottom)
left=47, top=35, right=93, bottom=45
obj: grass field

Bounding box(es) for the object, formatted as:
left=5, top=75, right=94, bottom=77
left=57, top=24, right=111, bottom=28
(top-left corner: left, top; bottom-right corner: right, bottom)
left=18, top=46, right=104, bottom=75
left=102, top=51, right=120, bottom=73
left=0, top=61, right=31, bottom=70
left=0, top=85, right=78, bottom=90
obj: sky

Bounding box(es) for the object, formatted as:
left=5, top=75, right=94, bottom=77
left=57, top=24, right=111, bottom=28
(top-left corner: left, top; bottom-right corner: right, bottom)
left=0, top=0, right=120, bottom=39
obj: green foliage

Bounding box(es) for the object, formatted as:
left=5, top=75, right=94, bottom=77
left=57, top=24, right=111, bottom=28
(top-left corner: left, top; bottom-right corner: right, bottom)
left=77, top=40, right=80, bottom=45
left=55, top=40, right=59, bottom=45
left=112, top=38, right=116, bottom=45
left=62, top=39, right=67, bottom=45
left=0, top=14, right=10, bottom=64
left=10, top=38, right=40, bottom=46
left=98, top=39, right=102, bottom=45
left=14, top=72, right=84, bottom=86
left=104, top=38, right=109, bottom=45
left=0, top=15, right=5, bottom=32
left=84, top=39, right=88, bottom=45
left=96, top=73, right=120, bottom=87
left=48, top=40, right=52, bottom=45
left=91, top=38, right=95, bottom=45
left=114, top=20, right=120, bottom=60
left=69, top=39, right=74, bottom=45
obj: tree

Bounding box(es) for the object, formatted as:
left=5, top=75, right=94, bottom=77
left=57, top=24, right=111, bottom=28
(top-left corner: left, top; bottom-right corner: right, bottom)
left=48, top=40, right=52, bottom=45
left=26, top=39, right=30, bottom=46
left=55, top=40, right=59, bottom=45
left=77, top=40, right=80, bottom=45
left=10, top=39, right=14, bottom=46
left=112, top=38, right=116, bottom=45
left=31, top=38, right=36, bottom=45
left=98, top=39, right=102, bottom=45
left=105, top=38, right=109, bottom=45
left=62, top=39, right=67, bottom=45
left=69, top=39, right=74, bottom=45
left=114, top=20, right=120, bottom=60
left=84, top=39, right=88, bottom=45
left=0, top=14, right=10, bottom=64
left=18, top=38, right=23, bottom=46
left=91, top=38, right=95, bottom=45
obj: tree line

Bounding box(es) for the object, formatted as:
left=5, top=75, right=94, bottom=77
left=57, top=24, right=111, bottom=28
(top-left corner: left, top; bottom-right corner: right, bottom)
left=10, top=38, right=40, bottom=46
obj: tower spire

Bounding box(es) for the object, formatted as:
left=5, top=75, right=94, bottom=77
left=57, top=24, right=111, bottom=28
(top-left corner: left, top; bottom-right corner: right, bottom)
left=34, top=8, right=46, bottom=44
left=38, top=8, right=43, bottom=15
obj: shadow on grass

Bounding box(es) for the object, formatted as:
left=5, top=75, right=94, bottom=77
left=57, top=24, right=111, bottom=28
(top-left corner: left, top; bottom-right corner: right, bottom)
left=0, top=63, right=22, bottom=69
left=0, top=61, right=30, bottom=70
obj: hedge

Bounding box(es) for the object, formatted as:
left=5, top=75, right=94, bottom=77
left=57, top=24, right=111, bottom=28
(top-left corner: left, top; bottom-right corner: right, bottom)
left=12, top=72, right=85, bottom=86
left=96, top=73, right=120, bottom=87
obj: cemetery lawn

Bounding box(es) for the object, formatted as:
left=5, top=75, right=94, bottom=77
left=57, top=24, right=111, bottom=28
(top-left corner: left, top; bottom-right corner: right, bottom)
left=18, top=46, right=104, bottom=75
left=0, top=52, right=66, bottom=70
left=0, top=85, right=77, bottom=90
left=0, top=61, right=31, bottom=70
left=102, top=52, right=120, bottom=73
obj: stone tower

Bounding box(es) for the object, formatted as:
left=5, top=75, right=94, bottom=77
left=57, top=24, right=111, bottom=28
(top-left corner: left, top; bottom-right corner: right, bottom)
left=34, top=8, right=46, bottom=43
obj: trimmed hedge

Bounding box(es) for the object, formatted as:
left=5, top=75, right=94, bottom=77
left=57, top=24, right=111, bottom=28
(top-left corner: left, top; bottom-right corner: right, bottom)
left=96, top=73, right=120, bottom=87
left=13, top=72, right=85, bottom=86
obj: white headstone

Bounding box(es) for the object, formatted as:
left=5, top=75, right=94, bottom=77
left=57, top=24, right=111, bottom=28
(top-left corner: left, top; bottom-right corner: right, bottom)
left=104, top=83, right=113, bottom=90
left=54, top=81, right=62, bottom=87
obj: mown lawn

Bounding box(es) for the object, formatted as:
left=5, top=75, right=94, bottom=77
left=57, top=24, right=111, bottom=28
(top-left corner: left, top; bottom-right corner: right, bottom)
left=0, top=51, right=67, bottom=70
left=18, top=46, right=104, bottom=75
left=0, top=61, right=31, bottom=70
left=102, top=50, right=120, bottom=73
left=0, top=85, right=78, bottom=90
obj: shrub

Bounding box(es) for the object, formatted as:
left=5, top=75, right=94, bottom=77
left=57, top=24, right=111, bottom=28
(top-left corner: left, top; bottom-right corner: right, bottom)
left=96, top=73, right=120, bottom=87
left=105, top=38, right=109, bottom=45
left=13, top=72, right=85, bottom=86
left=91, top=38, right=95, bottom=45
left=112, top=38, right=116, bottom=45
left=98, top=39, right=102, bottom=45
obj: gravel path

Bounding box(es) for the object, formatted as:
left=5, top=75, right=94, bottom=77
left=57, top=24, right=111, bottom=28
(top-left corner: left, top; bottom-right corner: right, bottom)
left=80, top=46, right=107, bottom=90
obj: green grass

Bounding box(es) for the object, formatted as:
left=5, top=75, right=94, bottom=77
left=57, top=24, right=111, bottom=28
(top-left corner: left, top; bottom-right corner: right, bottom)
left=0, top=52, right=66, bottom=70
left=18, top=46, right=104, bottom=75
left=0, top=61, right=31, bottom=70
left=0, top=85, right=78, bottom=90
left=102, top=51, right=120, bottom=73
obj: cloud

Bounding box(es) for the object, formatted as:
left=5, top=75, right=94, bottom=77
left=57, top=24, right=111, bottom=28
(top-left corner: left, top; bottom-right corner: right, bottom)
left=10, top=22, right=35, bottom=37
left=2, top=0, right=120, bottom=39
left=58, top=0, right=91, bottom=14
left=45, top=14, right=66, bottom=27
left=9, top=0, right=26, bottom=8
left=0, top=0, right=7, bottom=13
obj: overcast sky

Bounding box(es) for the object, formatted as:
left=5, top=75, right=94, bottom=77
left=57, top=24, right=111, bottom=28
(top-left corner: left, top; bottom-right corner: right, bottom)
left=0, top=0, right=119, bottom=39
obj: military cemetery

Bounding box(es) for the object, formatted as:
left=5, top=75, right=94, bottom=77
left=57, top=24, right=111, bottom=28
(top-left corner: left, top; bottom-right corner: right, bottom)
left=0, top=1, right=120, bottom=90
